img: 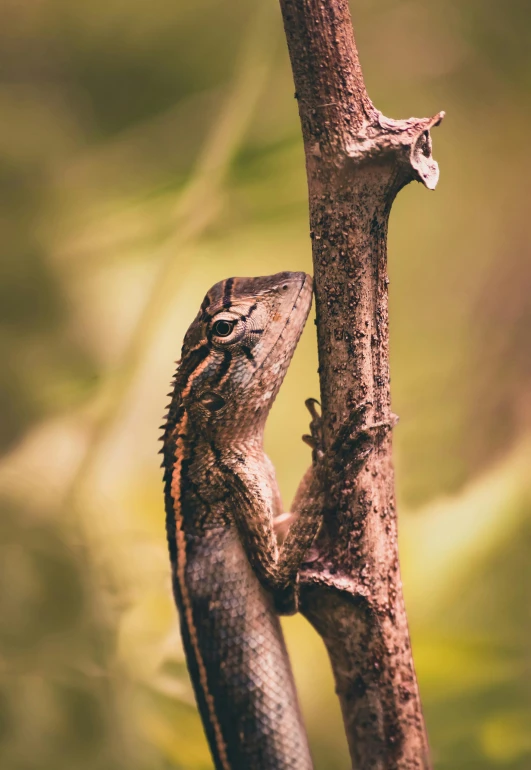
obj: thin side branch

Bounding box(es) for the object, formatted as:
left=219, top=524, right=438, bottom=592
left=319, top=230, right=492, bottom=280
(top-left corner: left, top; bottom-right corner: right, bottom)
left=279, top=0, right=443, bottom=766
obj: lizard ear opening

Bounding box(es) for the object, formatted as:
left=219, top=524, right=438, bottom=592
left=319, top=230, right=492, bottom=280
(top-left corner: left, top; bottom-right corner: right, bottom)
left=199, top=391, right=226, bottom=412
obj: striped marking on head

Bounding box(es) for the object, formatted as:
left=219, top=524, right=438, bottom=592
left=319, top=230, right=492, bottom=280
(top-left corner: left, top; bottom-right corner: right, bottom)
left=241, top=345, right=256, bottom=366
left=222, top=277, right=235, bottom=308
left=209, top=349, right=233, bottom=387
left=239, top=302, right=257, bottom=321
left=180, top=345, right=213, bottom=399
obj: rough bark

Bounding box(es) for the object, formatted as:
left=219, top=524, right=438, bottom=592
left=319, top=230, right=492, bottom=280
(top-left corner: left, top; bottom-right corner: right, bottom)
left=278, top=1, right=443, bottom=767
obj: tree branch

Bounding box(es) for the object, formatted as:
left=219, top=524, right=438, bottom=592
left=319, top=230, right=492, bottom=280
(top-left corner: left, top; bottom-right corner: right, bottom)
left=279, top=0, right=443, bottom=766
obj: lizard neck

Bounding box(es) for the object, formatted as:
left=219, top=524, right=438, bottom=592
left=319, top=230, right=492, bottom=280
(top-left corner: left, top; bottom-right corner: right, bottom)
left=185, top=414, right=267, bottom=464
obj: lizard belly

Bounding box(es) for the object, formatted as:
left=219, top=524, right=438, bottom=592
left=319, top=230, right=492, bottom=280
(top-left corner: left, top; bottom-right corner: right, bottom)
left=174, top=526, right=313, bottom=770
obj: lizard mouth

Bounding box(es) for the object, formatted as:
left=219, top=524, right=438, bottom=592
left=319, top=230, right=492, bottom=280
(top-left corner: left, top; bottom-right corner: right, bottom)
left=254, top=272, right=313, bottom=376
left=280, top=271, right=313, bottom=338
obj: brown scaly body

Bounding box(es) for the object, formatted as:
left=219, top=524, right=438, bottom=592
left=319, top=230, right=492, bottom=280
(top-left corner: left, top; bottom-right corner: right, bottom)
left=162, top=272, right=323, bottom=770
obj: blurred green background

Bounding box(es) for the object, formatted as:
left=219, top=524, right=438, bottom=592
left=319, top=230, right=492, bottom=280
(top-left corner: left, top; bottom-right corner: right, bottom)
left=1, top=0, right=530, bottom=767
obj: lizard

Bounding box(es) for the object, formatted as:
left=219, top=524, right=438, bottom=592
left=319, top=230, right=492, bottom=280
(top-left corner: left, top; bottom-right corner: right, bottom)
left=161, top=270, right=324, bottom=770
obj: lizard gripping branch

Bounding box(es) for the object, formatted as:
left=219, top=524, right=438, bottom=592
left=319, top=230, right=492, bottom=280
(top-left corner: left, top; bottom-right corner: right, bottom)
left=162, top=272, right=320, bottom=770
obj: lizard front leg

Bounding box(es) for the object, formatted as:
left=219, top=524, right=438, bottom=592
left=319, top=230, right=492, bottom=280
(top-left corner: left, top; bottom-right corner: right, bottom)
left=225, top=460, right=325, bottom=610
left=273, top=398, right=397, bottom=607
left=224, top=399, right=326, bottom=613
left=229, top=400, right=396, bottom=612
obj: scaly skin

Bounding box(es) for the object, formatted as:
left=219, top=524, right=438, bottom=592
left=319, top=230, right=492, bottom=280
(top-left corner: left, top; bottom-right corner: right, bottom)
left=162, top=271, right=322, bottom=770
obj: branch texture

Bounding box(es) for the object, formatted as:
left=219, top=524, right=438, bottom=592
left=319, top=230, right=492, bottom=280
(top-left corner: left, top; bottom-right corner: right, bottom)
left=279, top=0, right=444, bottom=766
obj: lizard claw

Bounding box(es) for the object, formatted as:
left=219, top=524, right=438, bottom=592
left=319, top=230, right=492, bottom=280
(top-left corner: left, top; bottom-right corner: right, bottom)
left=305, top=397, right=321, bottom=420
left=303, top=398, right=324, bottom=464
left=329, top=402, right=398, bottom=475
left=330, top=401, right=397, bottom=452
left=302, top=398, right=398, bottom=475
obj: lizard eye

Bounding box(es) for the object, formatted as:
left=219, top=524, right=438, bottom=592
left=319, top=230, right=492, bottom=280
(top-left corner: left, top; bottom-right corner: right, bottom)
left=212, top=319, right=236, bottom=338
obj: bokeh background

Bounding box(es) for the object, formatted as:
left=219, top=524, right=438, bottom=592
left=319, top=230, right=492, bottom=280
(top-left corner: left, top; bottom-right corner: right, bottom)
left=1, top=0, right=530, bottom=767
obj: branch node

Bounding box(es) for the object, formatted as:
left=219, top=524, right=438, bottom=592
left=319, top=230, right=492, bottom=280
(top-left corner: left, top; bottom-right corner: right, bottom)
left=343, top=110, right=445, bottom=190
left=409, top=111, right=445, bottom=190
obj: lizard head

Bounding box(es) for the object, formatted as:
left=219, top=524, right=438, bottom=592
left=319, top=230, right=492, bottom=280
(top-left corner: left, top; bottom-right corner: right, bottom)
left=173, top=271, right=313, bottom=439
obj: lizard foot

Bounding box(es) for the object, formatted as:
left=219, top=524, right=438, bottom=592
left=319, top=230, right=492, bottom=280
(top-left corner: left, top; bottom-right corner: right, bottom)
left=331, top=400, right=398, bottom=473
left=302, top=398, right=324, bottom=465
